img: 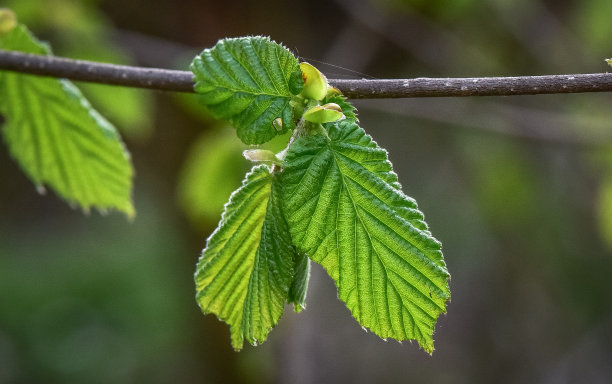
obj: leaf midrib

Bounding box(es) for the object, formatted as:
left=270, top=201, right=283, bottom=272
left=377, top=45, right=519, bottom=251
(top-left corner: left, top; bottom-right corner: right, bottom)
left=329, top=142, right=443, bottom=338
left=331, top=145, right=385, bottom=332
left=240, top=181, right=277, bottom=341
left=199, top=84, right=294, bottom=99
left=332, top=146, right=447, bottom=288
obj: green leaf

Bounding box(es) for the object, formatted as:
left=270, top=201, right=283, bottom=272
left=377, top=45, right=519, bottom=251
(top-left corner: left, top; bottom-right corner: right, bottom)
left=190, top=36, right=303, bottom=145
left=11, top=0, right=155, bottom=139
left=288, top=251, right=310, bottom=313
left=0, top=25, right=134, bottom=216
left=177, top=129, right=249, bottom=227
left=195, top=165, right=295, bottom=350
left=281, top=119, right=450, bottom=353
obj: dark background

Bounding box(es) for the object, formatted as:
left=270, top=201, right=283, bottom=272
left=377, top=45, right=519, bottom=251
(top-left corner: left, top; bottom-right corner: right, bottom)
left=2, top=0, right=612, bottom=382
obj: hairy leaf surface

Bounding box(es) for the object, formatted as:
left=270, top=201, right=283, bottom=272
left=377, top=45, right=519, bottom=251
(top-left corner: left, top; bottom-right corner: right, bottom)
left=195, top=165, right=295, bottom=350
left=282, top=120, right=450, bottom=352
left=190, top=36, right=303, bottom=145
left=0, top=25, right=134, bottom=216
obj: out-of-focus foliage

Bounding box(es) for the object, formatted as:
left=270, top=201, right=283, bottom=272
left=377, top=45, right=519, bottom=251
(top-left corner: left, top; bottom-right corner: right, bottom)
left=574, top=0, right=612, bottom=55
left=0, top=24, right=134, bottom=216
left=375, top=0, right=478, bottom=19
left=457, top=137, right=539, bottom=231
left=4, top=0, right=153, bottom=139
left=177, top=128, right=292, bottom=228
left=282, top=119, right=450, bottom=353
left=0, top=195, right=192, bottom=383
left=177, top=128, right=249, bottom=227
left=597, top=177, right=612, bottom=251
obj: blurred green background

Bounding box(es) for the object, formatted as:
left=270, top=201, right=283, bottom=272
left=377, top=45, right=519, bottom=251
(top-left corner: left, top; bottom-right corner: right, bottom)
left=2, top=0, right=612, bottom=382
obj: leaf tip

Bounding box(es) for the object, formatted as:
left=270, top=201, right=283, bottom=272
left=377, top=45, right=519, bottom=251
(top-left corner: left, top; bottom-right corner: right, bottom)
left=293, top=303, right=306, bottom=313
left=35, top=184, right=47, bottom=195
left=123, top=204, right=136, bottom=221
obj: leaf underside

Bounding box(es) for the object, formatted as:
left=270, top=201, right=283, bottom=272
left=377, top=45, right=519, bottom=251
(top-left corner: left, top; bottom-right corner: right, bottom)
left=0, top=25, right=134, bottom=216
left=190, top=36, right=303, bottom=145
left=195, top=165, right=295, bottom=350
left=282, top=119, right=450, bottom=353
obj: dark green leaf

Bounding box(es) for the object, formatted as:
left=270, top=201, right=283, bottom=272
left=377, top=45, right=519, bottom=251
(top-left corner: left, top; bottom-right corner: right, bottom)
left=190, top=36, right=303, bottom=145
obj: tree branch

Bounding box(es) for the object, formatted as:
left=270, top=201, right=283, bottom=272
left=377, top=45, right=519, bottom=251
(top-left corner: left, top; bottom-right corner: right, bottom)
left=1, top=49, right=612, bottom=98
left=0, top=50, right=195, bottom=92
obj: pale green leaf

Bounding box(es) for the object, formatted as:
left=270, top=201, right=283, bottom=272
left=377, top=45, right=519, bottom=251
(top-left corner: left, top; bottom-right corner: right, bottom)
left=195, top=165, right=295, bottom=350
left=190, top=36, right=303, bottom=145
left=303, top=103, right=344, bottom=124
left=282, top=119, right=450, bottom=353
left=324, top=94, right=358, bottom=121
left=0, top=25, right=134, bottom=216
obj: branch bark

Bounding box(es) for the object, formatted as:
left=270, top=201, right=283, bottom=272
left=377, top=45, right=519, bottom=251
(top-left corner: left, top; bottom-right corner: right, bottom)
left=1, top=49, right=612, bottom=99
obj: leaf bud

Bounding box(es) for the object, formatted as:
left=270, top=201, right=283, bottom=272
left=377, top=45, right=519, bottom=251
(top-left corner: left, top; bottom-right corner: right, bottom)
left=0, top=8, right=17, bottom=35
left=303, top=103, right=344, bottom=124
left=243, top=149, right=282, bottom=165
left=299, top=62, right=328, bottom=101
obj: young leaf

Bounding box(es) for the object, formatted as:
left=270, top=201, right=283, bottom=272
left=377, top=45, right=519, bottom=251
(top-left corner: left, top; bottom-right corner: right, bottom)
left=282, top=119, right=450, bottom=353
left=324, top=94, right=358, bottom=121
left=190, top=36, right=303, bottom=145
left=0, top=25, right=134, bottom=216
left=195, top=165, right=295, bottom=350
left=303, top=103, right=344, bottom=124
left=299, top=62, right=329, bottom=101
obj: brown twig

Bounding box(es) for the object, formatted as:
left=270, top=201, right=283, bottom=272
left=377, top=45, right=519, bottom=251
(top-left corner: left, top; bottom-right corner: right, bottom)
left=1, top=50, right=612, bottom=99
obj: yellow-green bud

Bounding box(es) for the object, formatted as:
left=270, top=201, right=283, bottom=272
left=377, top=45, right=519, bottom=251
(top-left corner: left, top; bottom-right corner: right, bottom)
left=299, top=62, right=328, bottom=101
left=303, top=103, right=344, bottom=124
left=273, top=117, right=283, bottom=132
left=326, top=87, right=342, bottom=98
left=0, top=8, right=17, bottom=35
